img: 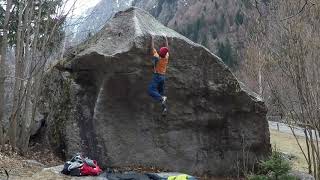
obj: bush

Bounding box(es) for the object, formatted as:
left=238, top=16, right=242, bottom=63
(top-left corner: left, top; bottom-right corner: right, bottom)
left=248, top=175, right=269, bottom=180
left=248, top=174, right=297, bottom=180
left=235, top=9, right=244, bottom=26
left=247, top=151, right=297, bottom=180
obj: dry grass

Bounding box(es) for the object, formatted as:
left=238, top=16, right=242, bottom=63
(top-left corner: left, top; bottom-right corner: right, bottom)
left=270, top=129, right=309, bottom=172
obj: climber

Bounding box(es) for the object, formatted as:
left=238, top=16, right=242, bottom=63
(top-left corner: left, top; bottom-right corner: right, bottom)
left=148, top=34, right=169, bottom=114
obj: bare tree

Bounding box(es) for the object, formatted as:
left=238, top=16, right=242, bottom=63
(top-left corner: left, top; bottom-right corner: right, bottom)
left=0, top=0, right=13, bottom=149
left=240, top=0, right=320, bottom=178
left=0, top=0, right=73, bottom=152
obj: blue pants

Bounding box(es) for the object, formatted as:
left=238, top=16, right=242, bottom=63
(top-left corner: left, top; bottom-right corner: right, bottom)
left=148, top=74, right=165, bottom=102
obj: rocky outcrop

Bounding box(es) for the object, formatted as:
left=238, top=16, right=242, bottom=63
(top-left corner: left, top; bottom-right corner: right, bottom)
left=38, top=7, right=271, bottom=176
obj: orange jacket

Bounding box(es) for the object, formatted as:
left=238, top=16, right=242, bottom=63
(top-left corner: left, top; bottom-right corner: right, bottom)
left=152, top=48, right=169, bottom=75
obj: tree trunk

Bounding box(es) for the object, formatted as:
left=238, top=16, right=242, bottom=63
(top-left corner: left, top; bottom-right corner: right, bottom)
left=9, top=0, right=26, bottom=150
left=17, top=0, right=35, bottom=152
left=0, top=55, right=5, bottom=148
left=1, top=0, right=14, bottom=148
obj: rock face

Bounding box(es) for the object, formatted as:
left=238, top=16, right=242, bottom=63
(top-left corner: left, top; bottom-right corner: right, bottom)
left=38, top=7, right=271, bottom=176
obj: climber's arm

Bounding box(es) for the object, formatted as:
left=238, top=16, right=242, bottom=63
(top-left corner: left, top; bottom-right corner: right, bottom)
left=164, top=36, right=169, bottom=48
left=151, top=35, right=155, bottom=53
left=150, top=35, right=159, bottom=64
left=151, top=35, right=159, bottom=57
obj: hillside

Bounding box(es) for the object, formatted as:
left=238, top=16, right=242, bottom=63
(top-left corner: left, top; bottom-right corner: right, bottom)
left=132, top=0, right=262, bottom=67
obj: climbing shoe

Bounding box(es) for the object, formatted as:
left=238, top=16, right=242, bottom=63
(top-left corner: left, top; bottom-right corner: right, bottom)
left=161, top=96, right=167, bottom=105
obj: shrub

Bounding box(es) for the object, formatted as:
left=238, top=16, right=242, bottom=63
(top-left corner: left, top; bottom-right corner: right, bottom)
left=247, top=151, right=297, bottom=180
left=248, top=174, right=297, bottom=180
left=235, top=9, right=244, bottom=26
left=259, top=151, right=291, bottom=178
left=248, top=175, right=269, bottom=180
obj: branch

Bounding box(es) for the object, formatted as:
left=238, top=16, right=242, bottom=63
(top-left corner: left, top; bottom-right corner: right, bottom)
left=5, top=76, right=29, bottom=81
left=3, top=168, right=9, bottom=180
left=254, top=0, right=262, bottom=17
left=281, top=0, right=314, bottom=21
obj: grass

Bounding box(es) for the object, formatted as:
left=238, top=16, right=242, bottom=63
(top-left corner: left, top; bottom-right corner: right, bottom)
left=270, top=129, right=309, bottom=172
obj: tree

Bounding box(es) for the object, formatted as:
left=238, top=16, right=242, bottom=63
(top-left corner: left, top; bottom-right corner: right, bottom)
left=239, top=0, right=320, bottom=178
left=217, top=39, right=237, bottom=68
left=0, top=0, right=13, bottom=149
left=0, top=0, right=66, bottom=152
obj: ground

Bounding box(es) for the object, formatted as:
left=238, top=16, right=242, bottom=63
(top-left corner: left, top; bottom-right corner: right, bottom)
left=0, top=130, right=308, bottom=179
left=270, top=129, right=308, bottom=172
left=0, top=143, right=63, bottom=179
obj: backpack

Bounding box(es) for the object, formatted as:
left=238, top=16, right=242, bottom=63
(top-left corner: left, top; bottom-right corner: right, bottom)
left=61, top=161, right=82, bottom=176
left=61, top=153, right=102, bottom=176
left=80, top=160, right=102, bottom=176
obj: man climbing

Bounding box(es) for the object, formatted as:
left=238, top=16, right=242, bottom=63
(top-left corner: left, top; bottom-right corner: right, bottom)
left=148, top=34, right=169, bottom=114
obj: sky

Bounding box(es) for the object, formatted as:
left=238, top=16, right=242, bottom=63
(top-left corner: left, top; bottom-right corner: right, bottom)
left=62, top=0, right=102, bottom=17
left=0, top=0, right=103, bottom=17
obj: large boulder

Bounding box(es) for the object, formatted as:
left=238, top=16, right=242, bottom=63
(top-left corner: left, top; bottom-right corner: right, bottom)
left=38, top=7, right=271, bottom=176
